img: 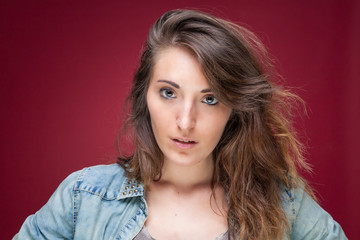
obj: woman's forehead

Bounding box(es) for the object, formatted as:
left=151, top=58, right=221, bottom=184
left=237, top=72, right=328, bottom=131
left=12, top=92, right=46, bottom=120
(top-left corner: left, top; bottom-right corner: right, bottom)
left=150, top=47, right=211, bottom=90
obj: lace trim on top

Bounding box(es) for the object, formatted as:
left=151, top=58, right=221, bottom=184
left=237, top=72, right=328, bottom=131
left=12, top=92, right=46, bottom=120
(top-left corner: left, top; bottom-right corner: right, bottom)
left=133, top=226, right=229, bottom=240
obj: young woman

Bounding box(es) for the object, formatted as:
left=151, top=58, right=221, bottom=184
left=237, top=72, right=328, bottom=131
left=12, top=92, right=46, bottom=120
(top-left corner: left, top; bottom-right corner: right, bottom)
left=14, top=9, right=347, bottom=240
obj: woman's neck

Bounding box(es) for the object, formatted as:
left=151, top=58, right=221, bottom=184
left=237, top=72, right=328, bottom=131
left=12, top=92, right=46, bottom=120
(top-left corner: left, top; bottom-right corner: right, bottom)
left=158, top=156, right=214, bottom=192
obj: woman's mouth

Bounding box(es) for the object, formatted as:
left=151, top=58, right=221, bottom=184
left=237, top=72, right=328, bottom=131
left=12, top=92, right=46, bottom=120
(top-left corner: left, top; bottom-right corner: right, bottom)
left=172, top=138, right=197, bottom=149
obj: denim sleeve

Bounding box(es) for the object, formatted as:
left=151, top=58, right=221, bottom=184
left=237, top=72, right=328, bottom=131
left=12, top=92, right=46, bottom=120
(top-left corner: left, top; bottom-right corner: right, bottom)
left=291, top=187, right=348, bottom=240
left=13, top=170, right=81, bottom=240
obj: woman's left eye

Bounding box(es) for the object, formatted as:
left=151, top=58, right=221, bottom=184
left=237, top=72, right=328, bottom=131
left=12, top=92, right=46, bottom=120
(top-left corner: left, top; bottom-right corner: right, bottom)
left=202, top=95, right=218, bottom=105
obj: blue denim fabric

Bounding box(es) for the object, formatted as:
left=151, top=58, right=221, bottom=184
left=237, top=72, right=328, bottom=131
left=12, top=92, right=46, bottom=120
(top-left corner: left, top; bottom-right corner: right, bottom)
left=13, top=164, right=347, bottom=240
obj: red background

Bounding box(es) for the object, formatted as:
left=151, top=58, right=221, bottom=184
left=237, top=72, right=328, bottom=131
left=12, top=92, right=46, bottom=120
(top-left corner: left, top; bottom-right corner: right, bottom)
left=1, top=1, right=359, bottom=239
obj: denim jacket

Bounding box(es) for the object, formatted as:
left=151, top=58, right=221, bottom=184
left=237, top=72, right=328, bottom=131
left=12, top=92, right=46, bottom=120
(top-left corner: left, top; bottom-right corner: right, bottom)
left=14, top=164, right=347, bottom=240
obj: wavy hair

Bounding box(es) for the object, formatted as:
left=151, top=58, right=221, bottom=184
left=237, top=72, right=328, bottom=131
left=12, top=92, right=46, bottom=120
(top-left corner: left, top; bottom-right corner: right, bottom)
left=118, top=9, right=312, bottom=240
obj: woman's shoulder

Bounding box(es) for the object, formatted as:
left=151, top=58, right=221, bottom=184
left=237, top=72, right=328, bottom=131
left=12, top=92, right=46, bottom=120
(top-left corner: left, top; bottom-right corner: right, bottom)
left=75, top=163, right=126, bottom=183
left=279, top=183, right=347, bottom=239
left=280, top=182, right=326, bottom=229
left=65, top=163, right=141, bottom=200
left=14, top=164, right=144, bottom=239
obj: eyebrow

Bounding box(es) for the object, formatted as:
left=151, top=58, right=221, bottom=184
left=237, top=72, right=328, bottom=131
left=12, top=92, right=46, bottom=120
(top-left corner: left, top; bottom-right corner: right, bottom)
left=157, top=80, right=212, bottom=93
left=157, top=80, right=179, bottom=88
left=200, top=89, right=212, bottom=93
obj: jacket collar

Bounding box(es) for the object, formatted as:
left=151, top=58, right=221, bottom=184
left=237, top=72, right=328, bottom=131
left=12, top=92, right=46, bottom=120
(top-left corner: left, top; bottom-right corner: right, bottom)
left=117, top=176, right=145, bottom=200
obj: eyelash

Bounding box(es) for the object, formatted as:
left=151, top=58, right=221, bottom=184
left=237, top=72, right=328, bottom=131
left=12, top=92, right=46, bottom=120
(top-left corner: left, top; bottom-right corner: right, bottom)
left=159, top=88, right=218, bottom=106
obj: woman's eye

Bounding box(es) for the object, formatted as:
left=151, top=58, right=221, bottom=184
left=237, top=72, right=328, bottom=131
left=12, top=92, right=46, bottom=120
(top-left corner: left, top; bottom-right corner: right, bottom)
left=202, top=95, right=218, bottom=105
left=160, top=88, right=176, bottom=99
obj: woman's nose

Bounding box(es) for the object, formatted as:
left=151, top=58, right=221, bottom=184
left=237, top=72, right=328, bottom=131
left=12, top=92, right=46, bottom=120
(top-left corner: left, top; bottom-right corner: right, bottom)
left=176, top=102, right=196, bottom=133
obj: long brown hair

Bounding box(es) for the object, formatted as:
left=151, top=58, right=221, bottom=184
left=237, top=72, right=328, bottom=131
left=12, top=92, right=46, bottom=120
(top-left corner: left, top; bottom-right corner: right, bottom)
left=118, top=9, right=312, bottom=240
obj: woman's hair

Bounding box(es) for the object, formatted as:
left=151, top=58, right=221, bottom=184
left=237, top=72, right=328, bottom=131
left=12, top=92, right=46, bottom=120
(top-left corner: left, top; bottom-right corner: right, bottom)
left=118, top=9, right=312, bottom=240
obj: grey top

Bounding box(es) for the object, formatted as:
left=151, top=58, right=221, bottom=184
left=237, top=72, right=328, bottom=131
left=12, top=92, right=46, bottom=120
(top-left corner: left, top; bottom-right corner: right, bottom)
left=134, top=226, right=229, bottom=240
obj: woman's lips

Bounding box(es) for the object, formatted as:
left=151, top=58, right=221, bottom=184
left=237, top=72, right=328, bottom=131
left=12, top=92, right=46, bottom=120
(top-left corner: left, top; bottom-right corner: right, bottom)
left=172, top=138, right=198, bottom=149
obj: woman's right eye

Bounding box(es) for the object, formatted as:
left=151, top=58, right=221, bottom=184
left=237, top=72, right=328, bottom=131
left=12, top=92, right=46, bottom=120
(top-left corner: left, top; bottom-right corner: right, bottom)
left=160, top=88, right=176, bottom=99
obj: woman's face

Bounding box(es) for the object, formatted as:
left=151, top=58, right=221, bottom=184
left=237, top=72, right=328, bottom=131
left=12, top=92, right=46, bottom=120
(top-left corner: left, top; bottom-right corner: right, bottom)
left=146, top=47, right=232, bottom=168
